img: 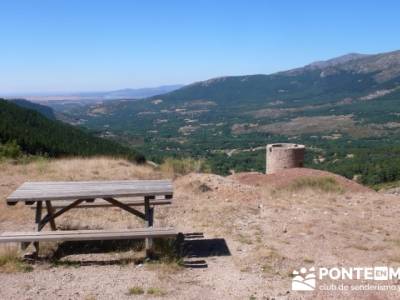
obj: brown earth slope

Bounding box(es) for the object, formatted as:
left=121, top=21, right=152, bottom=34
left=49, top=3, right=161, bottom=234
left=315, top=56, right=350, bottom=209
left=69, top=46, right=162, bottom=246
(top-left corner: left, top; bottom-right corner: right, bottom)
left=230, top=167, right=373, bottom=193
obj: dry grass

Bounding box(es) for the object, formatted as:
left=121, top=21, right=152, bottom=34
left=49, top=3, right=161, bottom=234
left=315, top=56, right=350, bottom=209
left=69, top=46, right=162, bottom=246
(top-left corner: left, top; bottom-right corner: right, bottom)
left=127, top=286, right=144, bottom=295
left=147, top=287, right=167, bottom=296
left=285, top=176, right=344, bottom=193
left=0, top=246, right=33, bottom=273
left=236, top=233, right=253, bottom=245
left=0, top=157, right=167, bottom=226
left=159, top=157, right=210, bottom=177
left=35, top=157, right=165, bottom=181
left=127, top=286, right=166, bottom=297
left=145, top=241, right=183, bottom=277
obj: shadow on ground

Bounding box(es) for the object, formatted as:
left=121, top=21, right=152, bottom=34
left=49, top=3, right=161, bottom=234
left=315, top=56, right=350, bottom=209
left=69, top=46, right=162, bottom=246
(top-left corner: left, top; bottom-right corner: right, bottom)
left=41, top=232, right=230, bottom=269
left=45, top=239, right=145, bottom=265
left=181, top=233, right=231, bottom=269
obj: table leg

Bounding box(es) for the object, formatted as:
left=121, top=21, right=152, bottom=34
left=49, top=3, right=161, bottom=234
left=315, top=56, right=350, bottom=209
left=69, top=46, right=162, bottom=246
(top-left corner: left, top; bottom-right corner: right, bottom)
left=45, top=201, right=57, bottom=230
left=34, top=201, right=42, bottom=255
left=144, top=196, right=155, bottom=257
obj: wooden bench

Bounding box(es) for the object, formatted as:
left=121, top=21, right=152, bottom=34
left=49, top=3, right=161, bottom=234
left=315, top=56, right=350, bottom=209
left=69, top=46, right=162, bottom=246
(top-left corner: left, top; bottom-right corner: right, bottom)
left=0, top=228, right=177, bottom=243
left=4, top=180, right=176, bottom=258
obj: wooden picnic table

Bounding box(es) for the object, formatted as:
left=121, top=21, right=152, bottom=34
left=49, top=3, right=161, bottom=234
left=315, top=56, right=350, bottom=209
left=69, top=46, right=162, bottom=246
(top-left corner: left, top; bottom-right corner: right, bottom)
left=2, top=180, right=176, bottom=257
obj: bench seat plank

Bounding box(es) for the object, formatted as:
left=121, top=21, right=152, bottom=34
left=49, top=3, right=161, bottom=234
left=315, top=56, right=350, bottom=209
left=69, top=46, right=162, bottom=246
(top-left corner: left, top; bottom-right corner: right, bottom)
left=7, top=180, right=173, bottom=204
left=0, top=228, right=177, bottom=243
left=31, top=199, right=172, bottom=209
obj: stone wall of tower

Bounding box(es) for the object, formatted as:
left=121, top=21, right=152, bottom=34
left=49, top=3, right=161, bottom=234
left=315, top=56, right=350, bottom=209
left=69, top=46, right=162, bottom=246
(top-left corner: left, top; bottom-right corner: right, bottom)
left=266, top=143, right=305, bottom=174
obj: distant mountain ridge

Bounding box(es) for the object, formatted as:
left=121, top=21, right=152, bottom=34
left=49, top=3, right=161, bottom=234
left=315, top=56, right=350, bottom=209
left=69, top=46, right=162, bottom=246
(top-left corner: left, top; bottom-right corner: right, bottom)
left=307, top=53, right=370, bottom=69
left=143, top=49, right=400, bottom=108
left=97, top=85, right=184, bottom=99
left=285, top=50, right=400, bottom=83
left=8, top=84, right=184, bottom=101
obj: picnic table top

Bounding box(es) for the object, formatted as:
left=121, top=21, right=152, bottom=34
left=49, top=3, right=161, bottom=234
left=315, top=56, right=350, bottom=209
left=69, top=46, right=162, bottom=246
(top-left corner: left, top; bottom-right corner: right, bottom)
left=6, top=180, right=173, bottom=204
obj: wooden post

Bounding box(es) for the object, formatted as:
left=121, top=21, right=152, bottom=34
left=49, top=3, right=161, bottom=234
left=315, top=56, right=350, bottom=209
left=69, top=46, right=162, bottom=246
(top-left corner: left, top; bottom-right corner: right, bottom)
left=33, top=201, right=42, bottom=255
left=144, top=196, right=155, bottom=258
left=45, top=201, right=57, bottom=230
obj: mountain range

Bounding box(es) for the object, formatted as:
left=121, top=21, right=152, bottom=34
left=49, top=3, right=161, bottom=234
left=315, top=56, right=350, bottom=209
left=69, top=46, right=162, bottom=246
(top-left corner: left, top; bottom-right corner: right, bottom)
left=57, top=49, right=400, bottom=131
left=23, top=49, right=400, bottom=183
left=147, top=50, right=400, bottom=107
left=69, top=84, right=184, bottom=100
left=4, top=84, right=184, bottom=101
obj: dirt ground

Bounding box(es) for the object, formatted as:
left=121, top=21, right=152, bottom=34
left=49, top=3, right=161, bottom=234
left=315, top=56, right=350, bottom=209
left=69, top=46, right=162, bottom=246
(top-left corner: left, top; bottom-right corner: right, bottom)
left=229, top=168, right=373, bottom=193
left=1, top=158, right=400, bottom=299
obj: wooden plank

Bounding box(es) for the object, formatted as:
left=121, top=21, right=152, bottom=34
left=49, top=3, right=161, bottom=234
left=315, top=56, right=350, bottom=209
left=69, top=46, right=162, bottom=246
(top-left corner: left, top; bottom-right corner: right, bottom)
left=0, top=228, right=177, bottom=243
left=30, top=199, right=172, bottom=209
left=7, top=180, right=173, bottom=204
left=21, top=180, right=171, bottom=185
left=45, top=201, right=57, bottom=230
left=10, top=180, right=172, bottom=189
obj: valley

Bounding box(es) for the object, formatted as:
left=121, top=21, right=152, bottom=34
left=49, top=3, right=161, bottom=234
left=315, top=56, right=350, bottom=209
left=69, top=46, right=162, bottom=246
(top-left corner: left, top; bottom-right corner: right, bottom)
left=46, top=50, right=400, bottom=186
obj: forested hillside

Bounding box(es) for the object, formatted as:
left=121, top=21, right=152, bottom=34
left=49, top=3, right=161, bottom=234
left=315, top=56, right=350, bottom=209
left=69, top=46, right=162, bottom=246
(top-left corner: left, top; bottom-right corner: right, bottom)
left=0, top=99, right=144, bottom=162
left=8, top=99, right=56, bottom=120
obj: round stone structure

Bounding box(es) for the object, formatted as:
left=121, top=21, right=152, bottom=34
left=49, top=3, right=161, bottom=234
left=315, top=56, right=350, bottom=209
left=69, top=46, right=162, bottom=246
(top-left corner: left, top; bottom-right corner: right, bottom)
left=266, top=143, right=305, bottom=174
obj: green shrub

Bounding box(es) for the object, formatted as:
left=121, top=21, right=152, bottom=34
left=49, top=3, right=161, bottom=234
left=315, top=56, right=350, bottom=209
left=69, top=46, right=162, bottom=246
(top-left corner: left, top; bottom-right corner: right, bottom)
left=147, top=287, right=166, bottom=296
left=127, top=152, right=146, bottom=164
left=128, top=286, right=144, bottom=295
left=0, top=140, right=23, bottom=159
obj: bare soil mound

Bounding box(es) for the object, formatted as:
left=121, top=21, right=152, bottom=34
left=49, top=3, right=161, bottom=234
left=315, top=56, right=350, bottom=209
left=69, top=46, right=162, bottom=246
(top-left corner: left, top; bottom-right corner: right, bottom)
left=229, top=167, right=373, bottom=193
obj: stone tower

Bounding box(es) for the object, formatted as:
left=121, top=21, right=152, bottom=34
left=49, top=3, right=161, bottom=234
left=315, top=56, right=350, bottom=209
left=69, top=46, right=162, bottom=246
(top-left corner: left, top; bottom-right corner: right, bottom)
left=266, top=143, right=305, bottom=174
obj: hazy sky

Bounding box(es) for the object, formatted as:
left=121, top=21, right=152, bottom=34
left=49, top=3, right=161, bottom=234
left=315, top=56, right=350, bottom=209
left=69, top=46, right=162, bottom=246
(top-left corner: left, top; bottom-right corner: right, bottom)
left=1, top=0, right=399, bottom=94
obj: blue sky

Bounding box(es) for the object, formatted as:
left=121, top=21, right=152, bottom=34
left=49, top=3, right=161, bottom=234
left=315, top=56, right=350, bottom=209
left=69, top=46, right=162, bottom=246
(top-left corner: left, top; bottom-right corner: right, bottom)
left=0, top=0, right=399, bottom=94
